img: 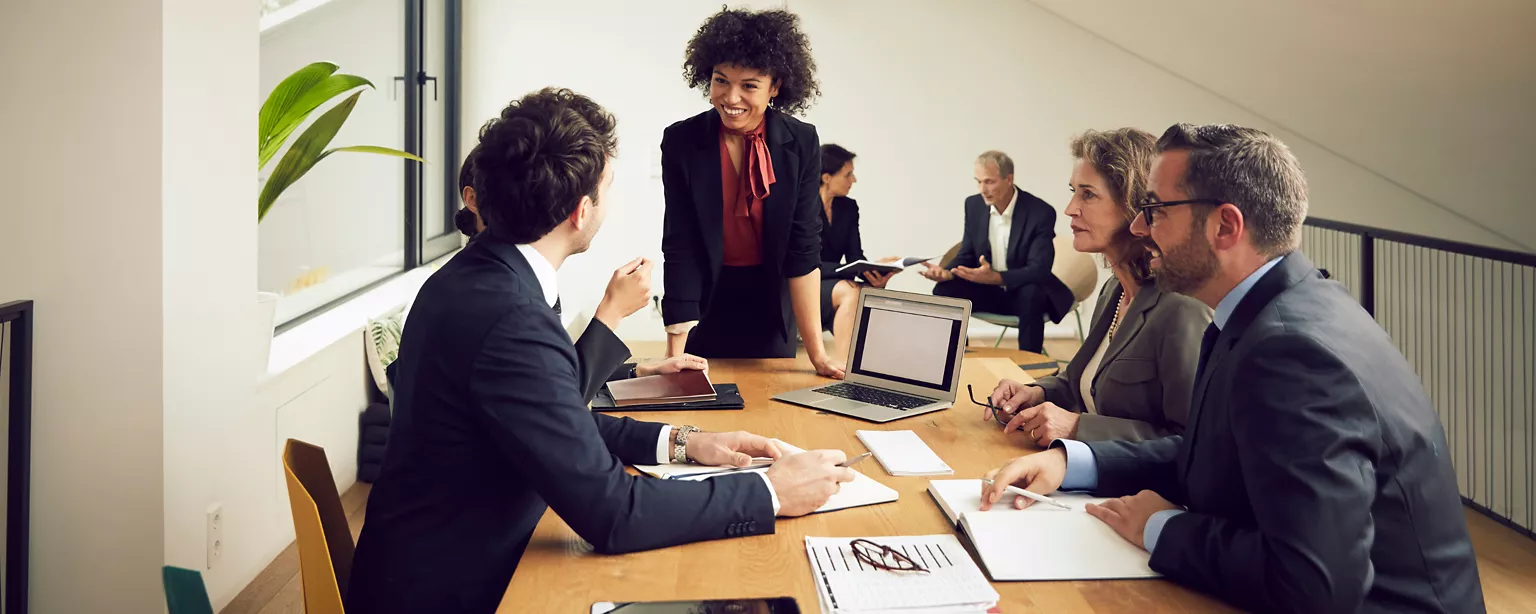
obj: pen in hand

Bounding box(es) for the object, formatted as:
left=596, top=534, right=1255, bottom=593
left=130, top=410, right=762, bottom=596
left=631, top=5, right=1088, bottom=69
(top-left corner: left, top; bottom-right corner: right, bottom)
left=980, top=477, right=1073, bottom=510
left=677, top=451, right=872, bottom=479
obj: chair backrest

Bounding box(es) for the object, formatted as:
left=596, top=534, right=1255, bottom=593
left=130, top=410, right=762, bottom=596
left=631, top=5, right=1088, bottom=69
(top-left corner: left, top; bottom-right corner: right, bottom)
left=939, top=242, right=962, bottom=269
left=162, top=566, right=215, bottom=614
left=283, top=439, right=354, bottom=614
left=1050, top=235, right=1099, bottom=303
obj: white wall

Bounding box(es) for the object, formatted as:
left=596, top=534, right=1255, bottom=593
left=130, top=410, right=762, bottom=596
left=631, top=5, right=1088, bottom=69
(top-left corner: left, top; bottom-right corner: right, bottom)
left=161, top=0, right=272, bottom=609
left=1029, top=0, right=1536, bottom=253
left=0, top=0, right=167, bottom=611
left=464, top=0, right=1521, bottom=339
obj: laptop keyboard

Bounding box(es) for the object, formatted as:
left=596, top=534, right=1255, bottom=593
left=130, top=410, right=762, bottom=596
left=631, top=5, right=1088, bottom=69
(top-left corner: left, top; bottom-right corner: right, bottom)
left=813, top=383, right=933, bottom=410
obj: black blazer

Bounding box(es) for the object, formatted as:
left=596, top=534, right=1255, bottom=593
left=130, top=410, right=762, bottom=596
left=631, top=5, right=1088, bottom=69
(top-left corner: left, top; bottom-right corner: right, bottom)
left=348, top=236, right=773, bottom=613
left=1084, top=253, right=1482, bottom=613
left=660, top=109, right=823, bottom=326
left=819, top=196, right=866, bottom=280
left=948, top=188, right=1073, bottom=320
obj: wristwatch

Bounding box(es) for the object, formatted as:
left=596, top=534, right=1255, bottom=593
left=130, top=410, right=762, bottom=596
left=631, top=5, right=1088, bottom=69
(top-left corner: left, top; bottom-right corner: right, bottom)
left=671, top=425, right=701, bottom=464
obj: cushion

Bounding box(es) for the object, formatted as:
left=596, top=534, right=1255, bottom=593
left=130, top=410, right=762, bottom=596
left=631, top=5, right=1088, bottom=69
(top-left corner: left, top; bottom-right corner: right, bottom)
left=364, top=308, right=405, bottom=400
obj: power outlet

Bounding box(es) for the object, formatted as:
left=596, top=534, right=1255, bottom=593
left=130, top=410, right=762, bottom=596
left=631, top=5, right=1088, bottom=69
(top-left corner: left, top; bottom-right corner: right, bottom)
left=206, top=504, right=224, bottom=570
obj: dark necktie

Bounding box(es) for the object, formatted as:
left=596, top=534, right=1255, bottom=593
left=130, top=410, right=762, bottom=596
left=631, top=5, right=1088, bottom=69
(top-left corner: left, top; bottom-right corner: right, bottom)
left=1194, top=323, right=1220, bottom=381
left=552, top=298, right=562, bottom=317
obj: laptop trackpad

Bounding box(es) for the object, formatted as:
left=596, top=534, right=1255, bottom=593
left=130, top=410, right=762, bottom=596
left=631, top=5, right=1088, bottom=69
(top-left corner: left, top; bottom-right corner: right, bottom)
left=815, top=398, right=869, bottom=413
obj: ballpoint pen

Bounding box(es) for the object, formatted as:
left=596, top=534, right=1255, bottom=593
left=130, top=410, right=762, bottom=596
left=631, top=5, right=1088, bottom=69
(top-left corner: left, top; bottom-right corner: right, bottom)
left=980, top=478, right=1073, bottom=510
left=667, top=452, right=873, bottom=479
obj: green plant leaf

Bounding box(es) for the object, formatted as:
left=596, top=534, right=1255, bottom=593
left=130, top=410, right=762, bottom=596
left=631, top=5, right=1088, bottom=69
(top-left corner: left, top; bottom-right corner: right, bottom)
left=257, top=94, right=426, bottom=222
left=258, top=62, right=337, bottom=162
left=259, top=73, right=374, bottom=169
left=319, top=145, right=425, bottom=163
left=258, top=91, right=361, bottom=222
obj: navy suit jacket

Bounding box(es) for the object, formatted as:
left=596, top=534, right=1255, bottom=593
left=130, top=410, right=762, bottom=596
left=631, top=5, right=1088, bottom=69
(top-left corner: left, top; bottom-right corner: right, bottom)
left=1085, top=252, right=1482, bottom=613
left=947, top=188, right=1072, bottom=320
left=348, top=235, right=774, bottom=613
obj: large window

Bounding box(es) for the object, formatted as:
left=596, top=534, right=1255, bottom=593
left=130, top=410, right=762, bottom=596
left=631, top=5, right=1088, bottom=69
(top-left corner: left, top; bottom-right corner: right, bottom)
left=258, top=0, right=461, bottom=330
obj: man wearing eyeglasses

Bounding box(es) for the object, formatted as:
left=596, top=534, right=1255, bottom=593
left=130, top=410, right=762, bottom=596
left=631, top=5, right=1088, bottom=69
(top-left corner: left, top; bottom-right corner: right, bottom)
left=980, top=124, right=1482, bottom=612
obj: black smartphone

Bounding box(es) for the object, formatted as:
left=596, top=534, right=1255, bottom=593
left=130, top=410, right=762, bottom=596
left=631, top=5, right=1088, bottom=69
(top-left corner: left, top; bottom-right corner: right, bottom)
left=591, top=597, right=800, bottom=614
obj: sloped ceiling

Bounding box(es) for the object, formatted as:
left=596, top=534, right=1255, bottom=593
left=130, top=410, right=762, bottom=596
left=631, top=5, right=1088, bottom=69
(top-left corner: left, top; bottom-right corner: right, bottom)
left=1028, top=0, right=1536, bottom=252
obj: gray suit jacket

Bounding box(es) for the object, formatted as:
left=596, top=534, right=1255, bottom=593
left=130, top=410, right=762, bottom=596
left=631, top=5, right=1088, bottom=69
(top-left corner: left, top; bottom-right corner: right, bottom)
left=1034, top=276, right=1210, bottom=441
left=1085, top=252, right=1482, bottom=612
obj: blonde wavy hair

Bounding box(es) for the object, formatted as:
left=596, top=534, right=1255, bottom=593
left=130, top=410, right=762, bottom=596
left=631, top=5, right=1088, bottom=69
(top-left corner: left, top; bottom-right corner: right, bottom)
left=1070, top=128, right=1158, bottom=284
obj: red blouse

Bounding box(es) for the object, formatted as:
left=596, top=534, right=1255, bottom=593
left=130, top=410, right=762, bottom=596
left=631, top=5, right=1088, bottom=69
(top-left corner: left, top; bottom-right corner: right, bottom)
left=719, top=120, right=775, bottom=266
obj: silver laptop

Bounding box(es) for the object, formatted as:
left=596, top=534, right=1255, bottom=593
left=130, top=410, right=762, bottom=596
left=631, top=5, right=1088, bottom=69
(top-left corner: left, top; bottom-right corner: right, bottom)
left=773, top=288, right=970, bottom=423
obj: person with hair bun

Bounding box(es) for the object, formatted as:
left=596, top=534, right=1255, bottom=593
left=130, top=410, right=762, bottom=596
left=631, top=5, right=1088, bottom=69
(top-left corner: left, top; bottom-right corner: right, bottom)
left=659, top=7, right=845, bottom=378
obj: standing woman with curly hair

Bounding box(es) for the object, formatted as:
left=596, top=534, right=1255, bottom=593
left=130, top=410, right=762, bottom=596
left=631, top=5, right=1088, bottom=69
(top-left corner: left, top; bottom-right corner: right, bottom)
left=659, top=7, right=844, bottom=378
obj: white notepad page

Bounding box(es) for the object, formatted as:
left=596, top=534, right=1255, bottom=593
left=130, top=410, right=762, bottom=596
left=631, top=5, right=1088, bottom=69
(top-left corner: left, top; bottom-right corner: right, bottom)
left=633, top=441, right=898, bottom=514
left=805, top=535, right=998, bottom=613
left=855, top=430, right=953, bottom=476
left=960, top=511, right=1159, bottom=581
left=929, top=480, right=1159, bottom=581
left=927, top=479, right=1104, bottom=525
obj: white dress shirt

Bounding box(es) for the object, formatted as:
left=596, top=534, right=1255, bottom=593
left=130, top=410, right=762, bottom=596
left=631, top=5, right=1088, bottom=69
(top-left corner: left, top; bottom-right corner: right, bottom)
left=987, top=189, right=1017, bottom=273
left=515, top=243, right=780, bottom=514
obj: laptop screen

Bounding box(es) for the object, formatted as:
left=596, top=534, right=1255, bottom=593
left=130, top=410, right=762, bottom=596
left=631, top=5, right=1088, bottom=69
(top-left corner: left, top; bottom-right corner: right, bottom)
left=848, top=295, right=965, bottom=392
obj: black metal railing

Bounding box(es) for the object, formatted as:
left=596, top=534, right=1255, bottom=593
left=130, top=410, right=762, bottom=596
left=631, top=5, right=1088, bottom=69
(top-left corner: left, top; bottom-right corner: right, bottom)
left=1301, top=219, right=1536, bottom=540
left=0, top=299, right=32, bottom=613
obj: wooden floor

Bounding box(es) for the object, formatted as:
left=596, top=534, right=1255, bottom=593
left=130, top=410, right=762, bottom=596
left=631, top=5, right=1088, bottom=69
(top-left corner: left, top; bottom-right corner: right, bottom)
left=221, top=337, right=1536, bottom=613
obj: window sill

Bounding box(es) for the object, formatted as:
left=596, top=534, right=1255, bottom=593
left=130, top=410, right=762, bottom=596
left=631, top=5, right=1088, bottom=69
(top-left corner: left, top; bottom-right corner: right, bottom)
left=263, top=250, right=456, bottom=381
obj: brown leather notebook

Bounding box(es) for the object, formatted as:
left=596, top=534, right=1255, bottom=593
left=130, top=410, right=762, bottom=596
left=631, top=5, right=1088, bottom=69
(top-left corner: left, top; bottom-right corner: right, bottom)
left=604, top=370, right=717, bottom=407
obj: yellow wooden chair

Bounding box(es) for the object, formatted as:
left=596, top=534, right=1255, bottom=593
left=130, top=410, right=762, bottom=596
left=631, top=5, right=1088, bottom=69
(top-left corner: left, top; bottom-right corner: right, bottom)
left=283, top=439, right=355, bottom=614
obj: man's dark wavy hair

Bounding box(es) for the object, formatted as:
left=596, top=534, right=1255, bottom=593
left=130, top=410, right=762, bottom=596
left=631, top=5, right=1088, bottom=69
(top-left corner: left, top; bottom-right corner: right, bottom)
left=473, top=88, right=618, bottom=244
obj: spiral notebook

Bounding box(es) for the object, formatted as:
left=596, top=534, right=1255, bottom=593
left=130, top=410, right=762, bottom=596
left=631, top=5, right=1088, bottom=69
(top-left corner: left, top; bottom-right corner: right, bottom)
left=804, top=534, right=999, bottom=613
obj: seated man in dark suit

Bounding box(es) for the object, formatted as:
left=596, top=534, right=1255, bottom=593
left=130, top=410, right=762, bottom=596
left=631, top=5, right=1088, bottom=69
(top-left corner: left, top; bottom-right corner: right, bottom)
left=453, top=143, right=707, bottom=403
left=349, top=88, right=855, bottom=614
left=919, top=150, right=1069, bottom=352
left=979, top=124, right=1483, bottom=613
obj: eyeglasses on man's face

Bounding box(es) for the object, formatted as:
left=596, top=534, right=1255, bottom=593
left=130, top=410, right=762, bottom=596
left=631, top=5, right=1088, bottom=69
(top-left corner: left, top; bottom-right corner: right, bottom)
left=1136, top=198, right=1222, bottom=227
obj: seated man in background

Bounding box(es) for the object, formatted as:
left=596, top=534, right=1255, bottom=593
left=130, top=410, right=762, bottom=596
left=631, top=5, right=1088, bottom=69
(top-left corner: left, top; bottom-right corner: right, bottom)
left=349, top=88, right=856, bottom=614
left=920, top=150, right=1069, bottom=352
left=454, top=144, right=708, bottom=403
left=980, top=123, right=1483, bottom=612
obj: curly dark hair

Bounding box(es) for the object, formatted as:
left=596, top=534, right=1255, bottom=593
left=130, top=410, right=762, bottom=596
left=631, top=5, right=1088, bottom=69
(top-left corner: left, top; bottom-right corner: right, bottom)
left=682, top=7, right=820, bottom=115
left=473, top=88, right=618, bottom=244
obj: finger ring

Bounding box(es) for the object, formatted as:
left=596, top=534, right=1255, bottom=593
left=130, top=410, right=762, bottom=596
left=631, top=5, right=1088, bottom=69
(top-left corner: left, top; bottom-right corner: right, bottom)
left=1031, top=429, right=1037, bottom=438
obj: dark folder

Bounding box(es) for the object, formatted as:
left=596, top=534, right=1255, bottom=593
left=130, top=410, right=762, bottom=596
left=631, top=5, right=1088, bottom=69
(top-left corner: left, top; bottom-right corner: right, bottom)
left=591, top=383, right=745, bottom=411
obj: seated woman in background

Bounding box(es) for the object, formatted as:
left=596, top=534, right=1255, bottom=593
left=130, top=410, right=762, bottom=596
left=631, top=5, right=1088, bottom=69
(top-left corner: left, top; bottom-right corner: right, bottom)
left=816, top=144, right=896, bottom=361
left=987, top=128, right=1212, bottom=445
left=453, top=145, right=707, bottom=402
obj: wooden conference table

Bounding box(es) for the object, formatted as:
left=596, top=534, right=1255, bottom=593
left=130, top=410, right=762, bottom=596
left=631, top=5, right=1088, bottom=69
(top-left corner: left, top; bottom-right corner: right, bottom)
left=499, top=349, right=1232, bottom=612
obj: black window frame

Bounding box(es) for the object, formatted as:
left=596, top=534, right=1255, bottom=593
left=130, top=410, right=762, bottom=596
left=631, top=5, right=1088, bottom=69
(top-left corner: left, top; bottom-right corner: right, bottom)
left=274, top=0, right=462, bottom=334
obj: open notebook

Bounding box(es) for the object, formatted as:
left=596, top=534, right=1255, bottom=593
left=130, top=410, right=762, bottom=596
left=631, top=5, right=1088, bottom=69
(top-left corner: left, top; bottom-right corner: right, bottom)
left=634, top=442, right=898, bottom=514
left=928, top=479, right=1159, bottom=581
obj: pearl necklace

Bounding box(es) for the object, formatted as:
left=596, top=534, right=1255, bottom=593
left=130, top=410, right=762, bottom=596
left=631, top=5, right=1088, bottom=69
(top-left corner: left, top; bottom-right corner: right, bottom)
left=1106, top=291, right=1129, bottom=341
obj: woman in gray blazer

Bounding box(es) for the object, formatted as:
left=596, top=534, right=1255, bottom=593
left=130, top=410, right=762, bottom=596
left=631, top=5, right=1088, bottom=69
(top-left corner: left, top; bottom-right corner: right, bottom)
left=987, top=128, right=1211, bottom=445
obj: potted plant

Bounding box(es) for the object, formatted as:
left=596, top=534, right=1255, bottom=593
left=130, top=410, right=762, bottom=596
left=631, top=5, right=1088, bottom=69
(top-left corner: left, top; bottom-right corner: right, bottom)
left=254, top=61, right=424, bottom=377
